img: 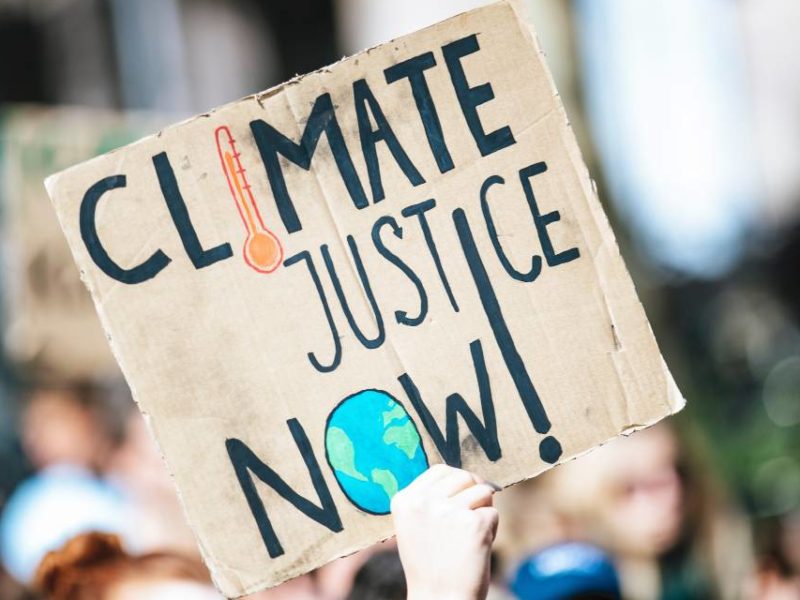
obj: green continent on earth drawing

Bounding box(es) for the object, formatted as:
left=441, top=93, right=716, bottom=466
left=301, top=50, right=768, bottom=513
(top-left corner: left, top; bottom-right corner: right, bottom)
left=325, top=389, right=429, bottom=514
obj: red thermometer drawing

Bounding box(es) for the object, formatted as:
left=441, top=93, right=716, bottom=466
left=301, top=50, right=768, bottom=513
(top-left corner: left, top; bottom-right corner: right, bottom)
left=215, top=125, right=283, bottom=273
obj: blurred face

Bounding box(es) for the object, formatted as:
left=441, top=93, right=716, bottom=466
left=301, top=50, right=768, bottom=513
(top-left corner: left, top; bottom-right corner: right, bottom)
left=108, top=413, right=175, bottom=490
left=110, top=579, right=222, bottom=600
left=549, top=425, right=686, bottom=559
left=597, top=426, right=685, bottom=557
left=22, top=390, right=106, bottom=470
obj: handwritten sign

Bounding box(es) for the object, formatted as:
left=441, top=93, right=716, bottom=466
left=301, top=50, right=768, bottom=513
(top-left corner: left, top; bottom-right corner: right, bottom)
left=1, top=106, right=163, bottom=378
left=46, top=2, right=684, bottom=596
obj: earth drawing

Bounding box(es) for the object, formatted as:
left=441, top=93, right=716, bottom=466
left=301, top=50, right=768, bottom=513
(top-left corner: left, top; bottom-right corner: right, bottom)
left=324, top=389, right=429, bottom=514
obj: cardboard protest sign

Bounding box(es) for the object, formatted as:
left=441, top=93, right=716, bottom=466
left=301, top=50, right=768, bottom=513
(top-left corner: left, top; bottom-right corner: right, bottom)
left=0, top=106, right=168, bottom=379
left=45, top=1, right=684, bottom=595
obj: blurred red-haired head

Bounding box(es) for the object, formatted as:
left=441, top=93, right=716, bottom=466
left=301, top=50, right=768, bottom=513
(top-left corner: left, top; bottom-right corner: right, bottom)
left=34, top=532, right=218, bottom=600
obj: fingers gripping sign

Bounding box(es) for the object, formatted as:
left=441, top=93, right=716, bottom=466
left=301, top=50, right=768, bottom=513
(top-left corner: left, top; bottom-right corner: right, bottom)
left=391, top=465, right=500, bottom=600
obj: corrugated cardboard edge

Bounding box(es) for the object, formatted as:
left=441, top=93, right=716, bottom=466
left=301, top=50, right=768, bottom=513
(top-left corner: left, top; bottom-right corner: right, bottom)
left=44, top=1, right=685, bottom=596
left=497, top=0, right=688, bottom=489
left=510, top=0, right=685, bottom=416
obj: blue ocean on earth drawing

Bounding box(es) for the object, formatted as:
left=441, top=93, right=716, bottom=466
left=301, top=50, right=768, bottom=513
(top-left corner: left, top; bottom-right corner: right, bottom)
left=325, top=389, right=429, bottom=514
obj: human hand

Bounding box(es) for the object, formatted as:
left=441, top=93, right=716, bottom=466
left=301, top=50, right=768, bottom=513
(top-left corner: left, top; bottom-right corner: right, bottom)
left=391, top=464, right=499, bottom=600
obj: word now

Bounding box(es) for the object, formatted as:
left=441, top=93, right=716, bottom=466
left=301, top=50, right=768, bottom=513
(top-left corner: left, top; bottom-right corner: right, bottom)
left=227, top=162, right=579, bottom=558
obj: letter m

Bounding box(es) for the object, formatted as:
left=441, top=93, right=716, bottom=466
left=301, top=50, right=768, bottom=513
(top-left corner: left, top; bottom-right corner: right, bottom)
left=226, top=418, right=342, bottom=558
left=250, top=93, right=369, bottom=234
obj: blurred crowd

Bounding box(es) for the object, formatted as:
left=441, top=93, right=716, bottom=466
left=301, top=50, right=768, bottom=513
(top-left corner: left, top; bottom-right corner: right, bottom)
left=0, top=0, right=798, bottom=599
left=1, top=383, right=798, bottom=599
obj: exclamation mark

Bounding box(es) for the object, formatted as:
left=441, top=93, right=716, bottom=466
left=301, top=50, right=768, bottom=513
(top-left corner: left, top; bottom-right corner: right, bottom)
left=452, top=207, right=562, bottom=464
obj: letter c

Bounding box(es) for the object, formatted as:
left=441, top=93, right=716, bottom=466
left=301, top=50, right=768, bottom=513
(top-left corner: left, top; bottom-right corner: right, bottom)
left=80, top=175, right=171, bottom=284
left=480, top=174, right=542, bottom=282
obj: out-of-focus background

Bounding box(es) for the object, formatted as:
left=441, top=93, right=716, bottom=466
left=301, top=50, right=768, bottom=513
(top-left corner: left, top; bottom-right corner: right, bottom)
left=0, top=1, right=798, bottom=599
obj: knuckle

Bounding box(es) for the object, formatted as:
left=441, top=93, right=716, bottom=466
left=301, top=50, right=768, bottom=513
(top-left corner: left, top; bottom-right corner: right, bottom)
left=483, top=508, right=499, bottom=526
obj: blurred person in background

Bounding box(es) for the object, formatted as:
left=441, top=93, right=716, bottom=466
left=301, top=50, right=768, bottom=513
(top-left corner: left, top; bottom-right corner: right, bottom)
left=750, top=514, right=800, bottom=600
left=104, top=403, right=199, bottom=558
left=509, top=542, right=621, bottom=600
left=343, top=547, right=509, bottom=600
left=345, top=550, right=406, bottom=600
left=34, top=527, right=323, bottom=600
left=18, top=381, right=116, bottom=473
left=1, top=563, right=39, bottom=600
left=0, top=382, right=131, bottom=584
left=34, top=531, right=217, bottom=600
left=28, top=464, right=501, bottom=600
left=315, top=542, right=398, bottom=600
left=497, top=424, right=753, bottom=599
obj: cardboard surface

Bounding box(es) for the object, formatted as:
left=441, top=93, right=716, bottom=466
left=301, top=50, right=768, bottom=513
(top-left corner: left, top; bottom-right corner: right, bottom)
left=45, top=2, right=684, bottom=596
left=0, top=106, right=164, bottom=378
